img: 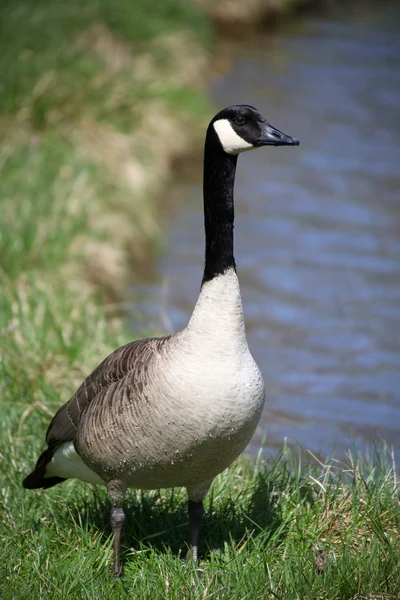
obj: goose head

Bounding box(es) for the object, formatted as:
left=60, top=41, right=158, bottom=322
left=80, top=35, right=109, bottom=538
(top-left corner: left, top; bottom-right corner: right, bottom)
left=211, top=104, right=299, bottom=155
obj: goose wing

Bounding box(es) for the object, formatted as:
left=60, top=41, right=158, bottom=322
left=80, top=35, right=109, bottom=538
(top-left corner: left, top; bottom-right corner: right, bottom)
left=23, top=336, right=170, bottom=489
left=46, top=336, right=170, bottom=448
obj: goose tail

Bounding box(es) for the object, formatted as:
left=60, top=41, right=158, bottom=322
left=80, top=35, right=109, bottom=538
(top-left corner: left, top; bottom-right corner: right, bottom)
left=23, top=448, right=66, bottom=489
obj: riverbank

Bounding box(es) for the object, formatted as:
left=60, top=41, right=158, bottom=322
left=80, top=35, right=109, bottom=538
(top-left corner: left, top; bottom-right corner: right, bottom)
left=0, top=1, right=212, bottom=589
left=0, top=0, right=213, bottom=474
left=0, top=0, right=213, bottom=300
left=0, top=0, right=375, bottom=302
left=197, top=0, right=363, bottom=34
left=1, top=0, right=399, bottom=597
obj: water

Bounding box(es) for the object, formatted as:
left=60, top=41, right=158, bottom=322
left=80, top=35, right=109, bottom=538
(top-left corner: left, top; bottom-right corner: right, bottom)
left=133, top=3, right=400, bottom=460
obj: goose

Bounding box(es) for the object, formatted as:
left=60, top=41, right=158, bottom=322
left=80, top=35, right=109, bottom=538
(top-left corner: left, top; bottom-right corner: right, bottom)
left=23, top=105, right=299, bottom=576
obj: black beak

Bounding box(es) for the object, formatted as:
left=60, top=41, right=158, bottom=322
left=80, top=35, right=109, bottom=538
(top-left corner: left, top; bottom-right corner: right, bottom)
left=257, top=121, right=299, bottom=147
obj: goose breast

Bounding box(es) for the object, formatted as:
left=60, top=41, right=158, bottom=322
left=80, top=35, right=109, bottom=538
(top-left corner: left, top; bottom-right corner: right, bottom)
left=75, top=334, right=264, bottom=489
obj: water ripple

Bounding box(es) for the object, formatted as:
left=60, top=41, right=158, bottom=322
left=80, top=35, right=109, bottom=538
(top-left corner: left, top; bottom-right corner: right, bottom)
left=133, top=4, right=400, bottom=460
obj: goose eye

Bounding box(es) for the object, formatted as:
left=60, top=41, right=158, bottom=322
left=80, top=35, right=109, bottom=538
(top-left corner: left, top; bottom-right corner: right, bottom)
left=235, top=115, right=245, bottom=125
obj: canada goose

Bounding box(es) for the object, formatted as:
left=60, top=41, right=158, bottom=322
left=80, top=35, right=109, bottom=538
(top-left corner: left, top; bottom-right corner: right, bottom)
left=23, top=105, right=299, bottom=576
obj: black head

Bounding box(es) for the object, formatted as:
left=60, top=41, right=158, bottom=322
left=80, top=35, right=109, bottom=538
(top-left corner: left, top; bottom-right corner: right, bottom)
left=210, top=104, right=299, bottom=155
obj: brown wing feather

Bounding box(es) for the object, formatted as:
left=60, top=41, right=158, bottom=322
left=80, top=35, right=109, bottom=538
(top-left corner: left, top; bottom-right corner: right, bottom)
left=46, top=336, right=170, bottom=448
left=23, top=336, right=171, bottom=489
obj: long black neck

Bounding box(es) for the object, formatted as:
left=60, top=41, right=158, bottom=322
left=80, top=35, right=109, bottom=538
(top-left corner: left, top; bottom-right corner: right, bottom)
left=202, top=128, right=238, bottom=284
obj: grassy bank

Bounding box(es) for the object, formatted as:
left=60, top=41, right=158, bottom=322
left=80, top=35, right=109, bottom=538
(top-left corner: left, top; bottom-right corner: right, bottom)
left=197, top=0, right=379, bottom=33
left=0, top=0, right=212, bottom=593
left=1, top=284, right=399, bottom=597
left=2, top=438, right=400, bottom=598
left=0, top=0, right=212, bottom=297
left=1, top=1, right=400, bottom=598
left=0, top=1, right=212, bottom=568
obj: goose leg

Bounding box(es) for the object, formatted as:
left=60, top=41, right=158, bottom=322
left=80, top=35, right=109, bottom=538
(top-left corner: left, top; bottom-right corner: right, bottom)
left=111, top=506, right=125, bottom=577
left=187, top=499, right=204, bottom=563
left=186, top=480, right=212, bottom=563
left=107, top=480, right=127, bottom=577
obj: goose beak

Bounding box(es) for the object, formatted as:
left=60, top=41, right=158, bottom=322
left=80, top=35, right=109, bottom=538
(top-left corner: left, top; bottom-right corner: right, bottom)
left=256, top=122, right=299, bottom=147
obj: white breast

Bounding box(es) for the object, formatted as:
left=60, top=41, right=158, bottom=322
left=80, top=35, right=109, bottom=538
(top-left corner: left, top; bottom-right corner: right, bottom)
left=185, top=268, right=248, bottom=352
left=168, top=267, right=265, bottom=441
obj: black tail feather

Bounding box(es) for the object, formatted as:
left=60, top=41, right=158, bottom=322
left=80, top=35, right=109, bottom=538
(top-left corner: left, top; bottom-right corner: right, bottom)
left=23, top=448, right=66, bottom=490
left=23, top=471, right=66, bottom=489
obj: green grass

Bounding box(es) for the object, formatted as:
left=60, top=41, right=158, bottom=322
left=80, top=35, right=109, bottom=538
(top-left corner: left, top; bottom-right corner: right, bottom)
left=0, top=136, right=92, bottom=278
left=0, top=0, right=212, bottom=136
left=0, top=0, right=212, bottom=120
left=1, top=277, right=398, bottom=600
left=1, top=425, right=400, bottom=599
left=0, top=0, right=212, bottom=297
left=1, top=0, right=400, bottom=597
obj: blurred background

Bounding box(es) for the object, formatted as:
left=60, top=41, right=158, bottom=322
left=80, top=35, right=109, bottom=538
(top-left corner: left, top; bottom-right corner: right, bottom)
left=133, top=2, right=400, bottom=461
left=1, top=0, right=399, bottom=462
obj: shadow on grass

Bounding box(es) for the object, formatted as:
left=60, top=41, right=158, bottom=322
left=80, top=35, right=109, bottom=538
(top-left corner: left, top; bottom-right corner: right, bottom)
left=65, top=468, right=286, bottom=568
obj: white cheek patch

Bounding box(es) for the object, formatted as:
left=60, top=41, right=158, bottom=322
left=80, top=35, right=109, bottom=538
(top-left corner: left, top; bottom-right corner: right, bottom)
left=213, top=119, right=254, bottom=155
